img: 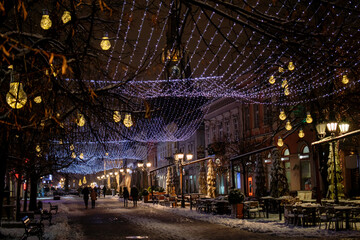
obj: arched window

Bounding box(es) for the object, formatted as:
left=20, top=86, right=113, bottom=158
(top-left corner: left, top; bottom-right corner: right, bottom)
left=281, top=147, right=291, bottom=186
left=299, top=144, right=311, bottom=190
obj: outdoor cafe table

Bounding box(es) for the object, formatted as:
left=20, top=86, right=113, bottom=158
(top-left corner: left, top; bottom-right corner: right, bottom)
left=299, top=204, right=321, bottom=226
left=260, top=196, right=273, bottom=218
left=333, top=206, right=354, bottom=230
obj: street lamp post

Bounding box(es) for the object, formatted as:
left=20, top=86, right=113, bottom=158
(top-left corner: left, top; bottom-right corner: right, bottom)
left=175, top=152, right=193, bottom=208
left=316, top=119, right=349, bottom=204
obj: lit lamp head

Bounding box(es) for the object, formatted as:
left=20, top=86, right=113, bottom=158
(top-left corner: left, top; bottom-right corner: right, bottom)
left=126, top=168, right=131, bottom=173
left=316, top=122, right=327, bottom=138
left=186, top=152, right=193, bottom=161
left=339, top=121, right=350, bottom=134
left=109, top=172, right=113, bottom=176
left=326, top=120, right=338, bottom=134
left=298, top=128, right=305, bottom=138
left=176, top=152, right=184, bottom=160
left=100, top=32, right=111, bottom=50
left=146, top=162, right=152, bottom=168
left=120, top=168, right=124, bottom=173
left=137, top=162, right=144, bottom=168
left=279, top=109, right=286, bottom=121
left=114, top=172, right=118, bottom=175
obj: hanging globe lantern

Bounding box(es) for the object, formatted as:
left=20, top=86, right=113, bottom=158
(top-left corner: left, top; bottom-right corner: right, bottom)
left=34, top=96, right=42, bottom=104
left=76, top=113, right=86, bottom=127
left=61, top=11, right=71, bottom=24
left=288, top=61, right=295, bottom=71
left=277, top=137, right=284, bottom=147
left=40, top=9, right=52, bottom=30
left=123, top=113, right=133, bottom=128
left=113, top=111, right=121, bottom=123
left=285, top=120, right=292, bottom=131
left=342, top=75, right=349, bottom=84
left=279, top=109, right=286, bottom=121
left=6, top=66, right=27, bottom=109
left=298, top=129, right=305, bottom=138
left=100, top=33, right=111, bottom=50
left=306, top=112, right=313, bottom=124
left=269, top=75, right=275, bottom=84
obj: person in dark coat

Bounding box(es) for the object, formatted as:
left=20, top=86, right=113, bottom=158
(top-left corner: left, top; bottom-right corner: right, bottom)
left=130, top=186, right=139, bottom=207
left=81, top=186, right=90, bottom=209
left=123, top=187, right=130, bottom=208
left=90, top=188, right=97, bottom=209
left=103, top=186, right=107, bottom=198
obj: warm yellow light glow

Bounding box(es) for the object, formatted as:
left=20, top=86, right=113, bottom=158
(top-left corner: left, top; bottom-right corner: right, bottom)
left=278, top=67, right=284, bottom=73
left=36, top=145, right=41, bottom=152
left=281, top=79, right=288, bottom=88
left=40, top=11, right=52, bottom=30
left=59, top=139, right=63, bottom=145
left=113, top=111, right=121, bottom=123
left=6, top=82, right=28, bottom=109
left=277, top=137, right=284, bottom=147
left=34, top=96, right=42, bottom=104
left=269, top=75, right=275, bottom=84
left=298, top=129, right=305, bottom=138
left=76, top=113, right=86, bottom=127
left=279, top=109, right=286, bottom=121
left=288, top=61, right=295, bottom=71
left=70, top=144, right=75, bottom=151
left=285, top=120, right=292, bottom=131
left=342, top=74, right=349, bottom=84
left=100, top=33, right=111, bottom=50
left=186, top=153, right=193, bottom=161
left=61, top=11, right=71, bottom=24
left=105, top=152, right=109, bottom=156
left=123, top=113, right=133, bottom=128
left=306, top=112, right=313, bottom=124
left=137, top=162, right=144, bottom=168
left=284, top=87, right=290, bottom=96
left=71, top=152, right=76, bottom=159
left=79, top=153, right=84, bottom=159
left=146, top=162, right=152, bottom=168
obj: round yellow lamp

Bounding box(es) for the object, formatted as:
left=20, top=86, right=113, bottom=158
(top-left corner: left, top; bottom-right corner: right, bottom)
left=124, top=113, right=133, bottom=128
left=113, top=111, right=121, bottom=123
left=281, top=79, right=288, bottom=88
left=62, top=11, right=71, bottom=24
left=342, top=75, right=349, bottom=84
left=279, top=109, right=286, bottom=121
left=269, top=75, right=275, bottom=84
left=306, top=112, right=313, bottom=124
left=284, top=87, right=290, bottom=96
left=100, top=33, right=111, bottom=50
left=298, top=129, right=305, bottom=138
left=40, top=10, right=52, bottom=30
left=76, top=113, right=86, bottom=127
left=288, top=61, right=295, bottom=71
left=277, top=137, right=284, bottom=147
left=285, top=120, right=292, bottom=131
left=34, top=96, right=42, bottom=104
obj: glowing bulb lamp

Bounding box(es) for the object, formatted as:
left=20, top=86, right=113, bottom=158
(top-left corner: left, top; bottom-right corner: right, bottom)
left=113, top=111, right=121, bottom=123
left=61, top=11, right=71, bottom=24
left=71, top=152, right=76, bottom=159
left=277, top=137, right=284, bottom=147
left=6, top=66, right=27, bottom=109
left=288, top=61, right=295, bottom=71
left=146, top=162, right=151, bottom=168
left=137, top=162, right=144, bottom=168
left=76, top=113, right=86, bottom=127
left=342, top=75, right=349, bottom=84
left=123, top=113, right=133, bottom=127
left=40, top=10, right=52, bottom=30
left=269, top=75, right=275, bottom=84
left=281, top=79, right=288, bottom=88
left=279, top=109, right=286, bottom=121
left=285, top=120, right=292, bottom=131
left=70, top=144, right=75, bottom=151
left=79, top=153, right=84, bottom=159
left=36, top=145, right=41, bottom=152
left=284, top=87, right=290, bottom=96
left=100, top=33, right=111, bottom=50
left=34, top=96, right=42, bottom=104
left=298, top=129, right=305, bottom=138
left=306, top=112, right=313, bottom=124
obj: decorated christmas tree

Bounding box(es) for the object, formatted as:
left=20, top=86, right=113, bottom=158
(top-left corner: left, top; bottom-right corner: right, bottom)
left=207, top=159, right=216, bottom=198
left=270, top=149, right=289, bottom=197
left=327, top=142, right=345, bottom=199
left=199, top=162, right=207, bottom=195
left=254, top=153, right=267, bottom=198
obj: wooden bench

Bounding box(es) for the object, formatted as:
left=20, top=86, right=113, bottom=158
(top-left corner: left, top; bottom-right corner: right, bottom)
left=21, top=216, right=43, bottom=240
left=39, top=209, right=52, bottom=226
left=49, top=202, right=58, bottom=214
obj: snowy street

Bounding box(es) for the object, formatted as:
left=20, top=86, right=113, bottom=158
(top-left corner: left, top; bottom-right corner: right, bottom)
left=3, top=195, right=360, bottom=240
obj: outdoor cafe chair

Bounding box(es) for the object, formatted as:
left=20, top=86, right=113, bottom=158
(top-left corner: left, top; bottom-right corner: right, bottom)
left=349, top=207, right=360, bottom=230
left=284, top=205, right=295, bottom=225
left=327, top=207, right=344, bottom=231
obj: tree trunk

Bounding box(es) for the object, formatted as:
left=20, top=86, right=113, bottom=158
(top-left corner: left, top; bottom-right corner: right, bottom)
left=23, top=179, right=28, bottom=212
left=242, top=163, right=247, bottom=196
left=29, top=174, right=38, bottom=211
left=0, top=136, right=9, bottom=225
left=15, top=173, right=22, bottom=221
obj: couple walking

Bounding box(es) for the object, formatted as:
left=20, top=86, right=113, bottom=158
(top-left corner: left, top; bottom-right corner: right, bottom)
left=123, top=186, right=139, bottom=208
left=82, top=186, right=98, bottom=209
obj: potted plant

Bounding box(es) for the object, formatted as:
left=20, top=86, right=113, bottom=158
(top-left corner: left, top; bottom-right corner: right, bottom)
left=228, top=188, right=245, bottom=218
left=142, top=189, right=149, bottom=203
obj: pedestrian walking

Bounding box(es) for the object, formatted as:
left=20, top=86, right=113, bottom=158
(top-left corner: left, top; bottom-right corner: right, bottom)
left=130, top=185, right=139, bottom=207
left=97, top=187, right=101, bottom=198
left=103, top=185, right=107, bottom=198
left=90, top=188, right=97, bottom=209
left=81, top=186, right=90, bottom=209
left=123, top=187, right=130, bottom=208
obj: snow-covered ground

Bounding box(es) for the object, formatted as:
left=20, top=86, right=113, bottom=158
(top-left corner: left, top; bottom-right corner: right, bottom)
left=2, top=196, right=360, bottom=239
